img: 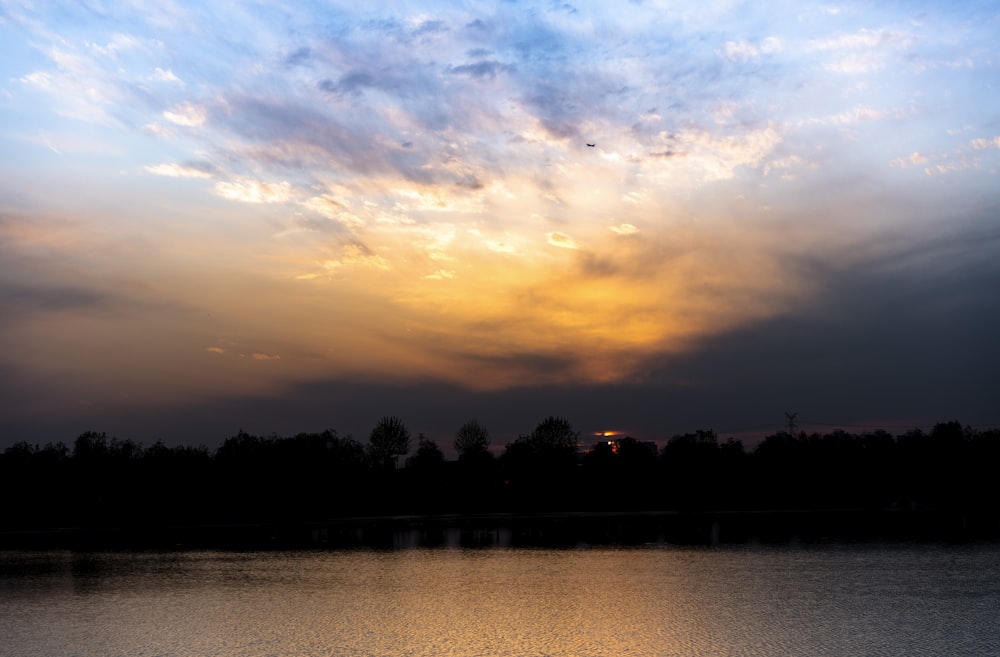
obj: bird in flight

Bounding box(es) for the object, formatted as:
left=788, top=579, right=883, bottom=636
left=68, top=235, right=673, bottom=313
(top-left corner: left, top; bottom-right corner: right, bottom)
left=586, top=143, right=595, bottom=147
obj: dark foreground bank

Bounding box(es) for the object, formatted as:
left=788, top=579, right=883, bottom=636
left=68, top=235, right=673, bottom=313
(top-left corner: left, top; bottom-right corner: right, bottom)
left=4, top=421, right=998, bottom=549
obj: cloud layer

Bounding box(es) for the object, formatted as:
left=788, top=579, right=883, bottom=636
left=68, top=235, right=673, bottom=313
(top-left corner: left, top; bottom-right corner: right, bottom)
left=1, top=1, right=999, bottom=447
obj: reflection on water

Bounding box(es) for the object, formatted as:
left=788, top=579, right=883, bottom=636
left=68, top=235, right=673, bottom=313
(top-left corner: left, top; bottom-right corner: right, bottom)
left=2, top=543, right=999, bottom=657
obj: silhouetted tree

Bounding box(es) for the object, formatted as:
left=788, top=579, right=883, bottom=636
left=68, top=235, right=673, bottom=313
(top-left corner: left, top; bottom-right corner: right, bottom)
left=1, top=441, right=70, bottom=528
left=583, top=437, right=658, bottom=510
left=525, top=416, right=579, bottom=452
left=409, top=433, right=445, bottom=469
left=967, top=428, right=1000, bottom=514
left=454, top=419, right=491, bottom=460
left=717, top=437, right=747, bottom=508
left=213, top=430, right=278, bottom=519
left=141, top=440, right=213, bottom=523
left=502, top=416, right=580, bottom=510
left=316, top=431, right=369, bottom=515
left=857, top=430, right=895, bottom=506
left=451, top=421, right=499, bottom=512
left=661, top=430, right=720, bottom=509
left=73, top=430, right=109, bottom=461
left=3, top=416, right=999, bottom=539
left=368, top=416, right=411, bottom=469
left=403, top=434, right=448, bottom=513
left=70, top=431, right=113, bottom=523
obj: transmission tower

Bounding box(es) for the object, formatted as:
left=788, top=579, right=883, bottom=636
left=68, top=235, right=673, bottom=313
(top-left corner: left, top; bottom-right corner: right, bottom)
left=785, top=412, right=798, bottom=435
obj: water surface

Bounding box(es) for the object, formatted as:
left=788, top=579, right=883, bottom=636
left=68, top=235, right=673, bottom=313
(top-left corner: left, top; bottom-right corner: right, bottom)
left=2, top=543, right=998, bottom=657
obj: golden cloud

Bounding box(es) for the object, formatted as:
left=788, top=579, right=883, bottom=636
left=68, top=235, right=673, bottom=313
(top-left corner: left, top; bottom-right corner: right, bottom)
left=215, top=177, right=293, bottom=204
left=546, top=231, right=579, bottom=249
left=609, top=223, right=639, bottom=236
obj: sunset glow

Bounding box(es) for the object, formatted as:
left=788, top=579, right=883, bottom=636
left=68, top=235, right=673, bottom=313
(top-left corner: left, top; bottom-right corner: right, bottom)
left=2, top=1, right=998, bottom=447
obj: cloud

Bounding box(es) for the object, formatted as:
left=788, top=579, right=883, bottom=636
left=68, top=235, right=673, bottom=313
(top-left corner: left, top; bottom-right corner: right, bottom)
left=249, top=352, right=280, bottom=361
left=824, top=54, right=885, bottom=74
left=214, top=177, right=293, bottom=204
left=447, top=60, right=513, bottom=80
left=645, top=226, right=1000, bottom=424
left=319, top=244, right=391, bottom=273
left=808, top=28, right=917, bottom=74
left=392, top=187, right=486, bottom=214
left=923, top=160, right=974, bottom=176
left=163, top=102, right=206, bottom=127
left=284, top=47, right=312, bottom=67
left=20, top=71, right=54, bottom=90
left=3, top=0, right=999, bottom=449
left=664, top=126, right=782, bottom=181
left=317, top=71, right=380, bottom=96
left=0, top=281, right=110, bottom=321
left=764, top=155, right=807, bottom=176
left=546, top=232, right=579, bottom=249
left=719, top=37, right=782, bottom=62
left=301, top=196, right=366, bottom=229
left=971, top=137, right=1000, bottom=150
left=890, top=152, right=928, bottom=168
left=145, top=162, right=213, bottom=178
left=410, top=17, right=448, bottom=37
left=809, top=28, right=913, bottom=52
left=807, top=105, right=888, bottom=126
left=152, top=67, right=181, bottom=83
left=486, top=240, right=517, bottom=253
left=87, top=34, right=141, bottom=57
left=609, top=223, right=639, bottom=236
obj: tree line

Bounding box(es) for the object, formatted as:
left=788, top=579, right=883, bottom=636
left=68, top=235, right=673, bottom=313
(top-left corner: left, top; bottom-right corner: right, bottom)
left=1, top=417, right=998, bottom=531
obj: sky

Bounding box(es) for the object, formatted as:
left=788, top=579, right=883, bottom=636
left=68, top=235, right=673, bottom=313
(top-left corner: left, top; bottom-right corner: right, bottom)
left=2, top=0, right=999, bottom=454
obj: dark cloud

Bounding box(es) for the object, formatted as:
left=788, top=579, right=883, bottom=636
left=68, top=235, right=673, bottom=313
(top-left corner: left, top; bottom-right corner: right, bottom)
left=318, top=70, right=379, bottom=96
left=0, top=281, right=110, bottom=324
left=648, top=150, right=686, bottom=159
left=359, top=17, right=404, bottom=36
left=511, top=22, right=567, bottom=63
left=217, top=95, right=392, bottom=176
left=219, top=78, right=480, bottom=184
left=455, top=175, right=484, bottom=190
left=0, top=223, right=113, bottom=326
left=640, top=225, right=1000, bottom=426
left=449, top=350, right=581, bottom=385
left=284, top=46, right=312, bottom=67
left=447, top=60, right=514, bottom=80
left=180, top=159, right=218, bottom=175
left=576, top=252, right=622, bottom=278
left=412, top=19, right=447, bottom=37
left=522, top=86, right=582, bottom=139
left=290, top=213, right=350, bottom=235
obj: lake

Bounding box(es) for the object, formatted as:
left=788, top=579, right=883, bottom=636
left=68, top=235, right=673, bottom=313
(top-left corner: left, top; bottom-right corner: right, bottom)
left=2, top=540, right=999, bottom=657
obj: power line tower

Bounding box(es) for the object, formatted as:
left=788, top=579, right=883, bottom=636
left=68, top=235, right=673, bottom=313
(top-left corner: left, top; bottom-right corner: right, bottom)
left=784, top=412, right=798, bottom=436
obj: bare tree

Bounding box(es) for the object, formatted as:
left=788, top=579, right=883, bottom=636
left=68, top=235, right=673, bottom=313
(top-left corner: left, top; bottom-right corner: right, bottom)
left=368, top=416, right=411, bottom=469
left=455, top=419, right=490, bottom=459
left=524, top=416, right=578, bottom=452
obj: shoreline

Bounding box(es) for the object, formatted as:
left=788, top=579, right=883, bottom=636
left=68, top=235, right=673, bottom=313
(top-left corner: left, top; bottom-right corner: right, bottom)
left=3, top=507, right=998, bottom=550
